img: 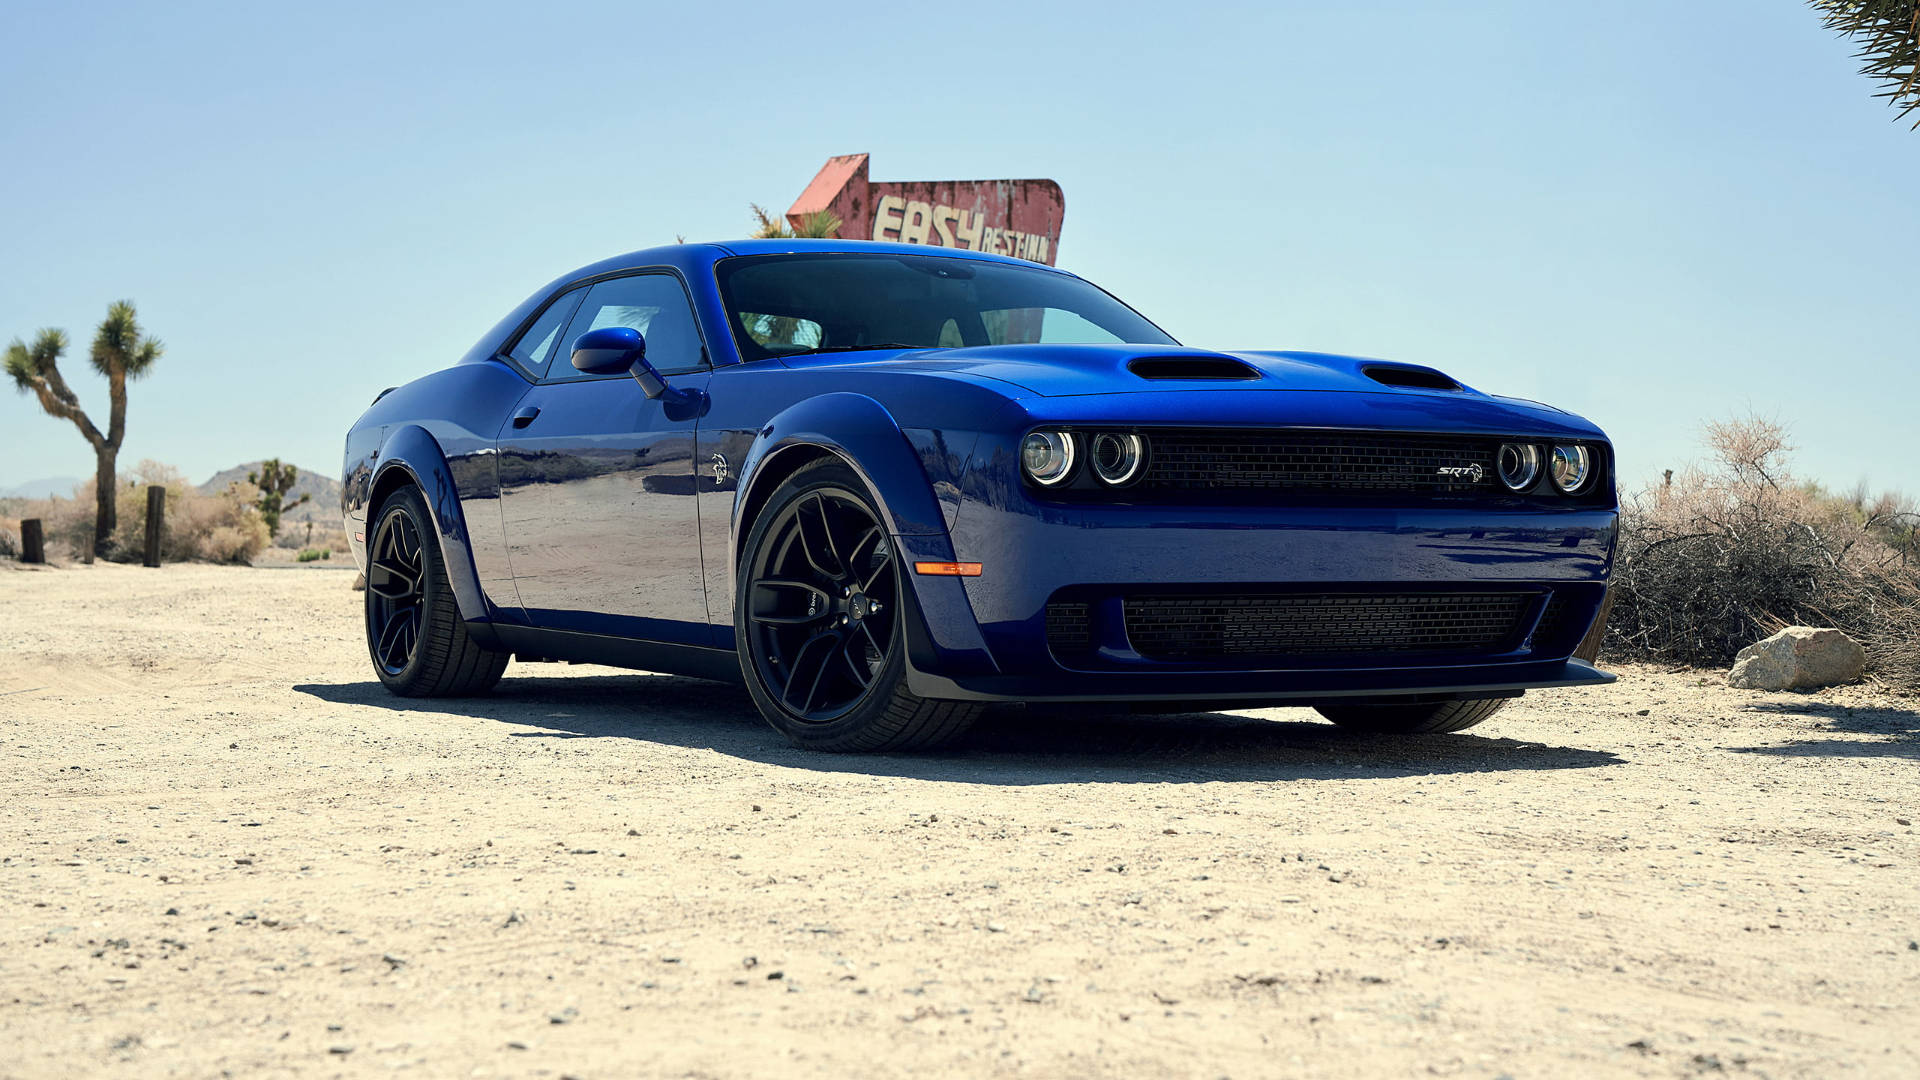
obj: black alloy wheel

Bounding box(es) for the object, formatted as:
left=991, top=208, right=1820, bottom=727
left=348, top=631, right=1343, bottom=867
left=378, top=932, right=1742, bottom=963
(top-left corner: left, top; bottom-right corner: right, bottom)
left=745, top=487, right=898, bottom=722
left=363, top=486, right=509, bottom=697
left=735, top=459, right=980, bottom=751
left=366, top=505, right=426, bottom=675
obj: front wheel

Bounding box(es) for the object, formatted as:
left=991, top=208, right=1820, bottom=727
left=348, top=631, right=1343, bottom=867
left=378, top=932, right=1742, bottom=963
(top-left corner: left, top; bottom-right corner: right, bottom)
left=734, top=459, right=980, bottom=751
left=1315, top=697, right=1507, bottom=734
left=364, top=486, right=508, bottom=697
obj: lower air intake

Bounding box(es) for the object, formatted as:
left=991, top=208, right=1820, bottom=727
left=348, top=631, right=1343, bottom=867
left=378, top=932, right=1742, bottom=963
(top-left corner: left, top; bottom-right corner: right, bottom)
left=1123, top=592, right=1530, bottom=661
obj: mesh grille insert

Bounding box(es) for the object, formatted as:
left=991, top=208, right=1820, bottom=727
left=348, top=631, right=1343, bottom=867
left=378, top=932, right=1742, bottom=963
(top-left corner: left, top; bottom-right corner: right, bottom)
left=1124, top=592, right=1531, bottom=660
left=1046, top=601, right=1093, bottom=655
left=1143, top=431, right=1501, bottom=494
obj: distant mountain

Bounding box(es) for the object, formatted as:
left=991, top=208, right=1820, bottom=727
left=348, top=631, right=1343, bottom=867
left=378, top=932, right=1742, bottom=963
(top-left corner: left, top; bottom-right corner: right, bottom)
left=198, top=462, right=342, bottom=523
left=0, top=476, right=83, bottom=499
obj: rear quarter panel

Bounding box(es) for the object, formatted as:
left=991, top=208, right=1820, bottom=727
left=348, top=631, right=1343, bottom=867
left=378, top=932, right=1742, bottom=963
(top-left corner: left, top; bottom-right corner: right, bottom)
left=343, top=361, right=533, bottom=620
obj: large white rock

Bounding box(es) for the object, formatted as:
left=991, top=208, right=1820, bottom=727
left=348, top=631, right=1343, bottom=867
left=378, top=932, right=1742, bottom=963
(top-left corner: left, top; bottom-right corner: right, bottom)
left=1728, top=626, right=1866, bottom=690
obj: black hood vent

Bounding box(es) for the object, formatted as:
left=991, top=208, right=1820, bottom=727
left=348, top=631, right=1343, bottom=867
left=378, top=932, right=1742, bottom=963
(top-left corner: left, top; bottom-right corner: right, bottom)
left=1128, top=355, right=1262, bottom=381
left=1362, top=364, right=1460, bottom=391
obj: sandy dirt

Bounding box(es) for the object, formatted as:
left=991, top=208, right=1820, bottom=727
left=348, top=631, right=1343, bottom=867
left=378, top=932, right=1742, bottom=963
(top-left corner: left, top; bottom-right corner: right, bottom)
left=1, top=562, right=1915, bottom=1079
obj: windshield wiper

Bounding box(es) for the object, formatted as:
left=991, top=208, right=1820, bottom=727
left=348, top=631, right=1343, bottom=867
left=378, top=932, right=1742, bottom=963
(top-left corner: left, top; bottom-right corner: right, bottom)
left=780, top=343, right=917, bottom=357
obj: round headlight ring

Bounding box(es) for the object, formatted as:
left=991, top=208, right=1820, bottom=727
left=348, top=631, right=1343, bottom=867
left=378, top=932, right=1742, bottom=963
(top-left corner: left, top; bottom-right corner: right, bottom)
left=1022, top=430, right=1077, bottom=487
left=1090, top=432, right=1147, bottom=486
left=1498, top=442, right=1542, bottom=492
left=1550, top=444, right=1592, bottom=494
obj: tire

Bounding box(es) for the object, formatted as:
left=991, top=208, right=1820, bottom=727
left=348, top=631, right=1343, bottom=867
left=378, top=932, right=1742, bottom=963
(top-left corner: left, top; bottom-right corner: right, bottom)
left=734, top=459, right=981, bottom=751
left=1314, top=697, right=1507, bottom=734
left=364, top=485, right=509, bottom=697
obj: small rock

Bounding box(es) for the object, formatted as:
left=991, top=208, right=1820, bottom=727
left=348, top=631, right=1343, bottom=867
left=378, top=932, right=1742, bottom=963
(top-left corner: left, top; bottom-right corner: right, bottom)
left=328, top=1044, right=354, bottom=1055
left=1897, top=818, right=1911, bottom=827
left=549, top=1007, right=578, bottom=1025
left=1728, top=627, right=1865, bottom=690
left=1636, top=709, right=1650, bottom=716
left=986, top=922, right=1006, bottom=933
left=382, top=953, right=406, bottom=969
left=163, top=908, right=179, bottom=916
left=766, top=970, right=784, bottom=981
left=502, top=911, right=523, bottom=928
left=506, top=1041, right=528, bottom=1050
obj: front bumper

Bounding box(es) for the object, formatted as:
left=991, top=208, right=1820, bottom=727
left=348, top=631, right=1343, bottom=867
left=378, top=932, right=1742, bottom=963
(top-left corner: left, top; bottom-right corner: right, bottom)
left=893, top=492, right=1618, bottom=707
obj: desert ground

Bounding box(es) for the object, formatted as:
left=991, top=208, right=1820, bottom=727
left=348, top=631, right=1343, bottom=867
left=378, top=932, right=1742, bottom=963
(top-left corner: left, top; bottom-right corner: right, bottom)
left=1, top=563, right=1915, bottom=1079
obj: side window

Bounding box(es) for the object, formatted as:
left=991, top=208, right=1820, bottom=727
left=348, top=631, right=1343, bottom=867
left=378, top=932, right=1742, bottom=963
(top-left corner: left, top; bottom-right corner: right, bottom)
left=552, top=273, right=706, bottom=380
left=506, top=287, right=585, bottom=379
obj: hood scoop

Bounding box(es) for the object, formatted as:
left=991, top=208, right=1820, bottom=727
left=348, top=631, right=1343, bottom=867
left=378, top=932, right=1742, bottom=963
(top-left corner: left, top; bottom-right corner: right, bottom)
left=1362, top=364, right=1461, bottom=391
left=1127, top=355, right=1262, bottom=381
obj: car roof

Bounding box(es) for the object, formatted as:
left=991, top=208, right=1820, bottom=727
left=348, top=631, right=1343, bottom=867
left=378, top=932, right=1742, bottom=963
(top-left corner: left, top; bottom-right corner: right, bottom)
left=568, top=238, right=1075, bottom=282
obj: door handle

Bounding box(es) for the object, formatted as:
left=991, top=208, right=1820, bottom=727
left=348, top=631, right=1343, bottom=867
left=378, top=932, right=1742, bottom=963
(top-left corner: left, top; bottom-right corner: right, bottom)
left=511, top=406, right=541, bottom=429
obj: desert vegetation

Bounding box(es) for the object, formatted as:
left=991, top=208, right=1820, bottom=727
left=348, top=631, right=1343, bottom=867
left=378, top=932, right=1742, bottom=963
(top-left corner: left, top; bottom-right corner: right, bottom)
left=1811, top=0, right=1920, bottom=127
left=1, top=461, right=266, bottom=565
left=1609, top=414, right=1920, bottom=690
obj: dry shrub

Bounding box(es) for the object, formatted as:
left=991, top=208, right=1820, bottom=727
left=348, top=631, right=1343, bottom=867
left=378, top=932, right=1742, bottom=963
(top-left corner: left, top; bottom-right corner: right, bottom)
left=38, top=461, right=268, bottom=564
left=1611, top=415, right=1920, bottom=690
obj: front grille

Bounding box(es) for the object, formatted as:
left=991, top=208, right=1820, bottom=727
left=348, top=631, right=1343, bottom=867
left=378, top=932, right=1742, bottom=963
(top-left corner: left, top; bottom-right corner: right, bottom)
left=1143, top=431, right=1500, bottom=494
left=1123, top=592, right=1531, bottom=660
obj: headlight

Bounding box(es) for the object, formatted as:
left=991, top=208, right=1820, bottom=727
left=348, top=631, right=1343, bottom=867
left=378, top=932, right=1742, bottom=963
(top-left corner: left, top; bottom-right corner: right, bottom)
left=1090, top=433, right=1147, bottom=486
left=1549, top=444, right=1592, bottom=494
left=1498, top=442, right=1541, bottom=492
left=1021, top=430, right=1077, bottom=486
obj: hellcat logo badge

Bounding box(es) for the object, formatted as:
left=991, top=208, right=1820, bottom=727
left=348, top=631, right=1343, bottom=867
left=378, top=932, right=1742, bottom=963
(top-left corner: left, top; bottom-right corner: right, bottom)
left=1436, top=464, right=1484, bottom=482
left=711, top=453, right=730, bottom=485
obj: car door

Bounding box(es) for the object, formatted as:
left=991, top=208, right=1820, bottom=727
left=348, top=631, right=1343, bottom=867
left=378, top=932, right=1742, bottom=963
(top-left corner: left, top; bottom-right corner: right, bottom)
left=494, top=271, right=713, bottom=644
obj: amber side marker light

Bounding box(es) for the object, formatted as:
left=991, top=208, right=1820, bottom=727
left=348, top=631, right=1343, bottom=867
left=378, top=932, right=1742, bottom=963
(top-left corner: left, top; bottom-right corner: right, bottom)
left=914, top=561, right=983, bottom=577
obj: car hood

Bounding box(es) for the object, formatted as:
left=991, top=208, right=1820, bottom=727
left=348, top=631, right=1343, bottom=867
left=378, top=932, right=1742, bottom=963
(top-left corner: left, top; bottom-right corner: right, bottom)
left=779, top=343, right=1589, bottom=431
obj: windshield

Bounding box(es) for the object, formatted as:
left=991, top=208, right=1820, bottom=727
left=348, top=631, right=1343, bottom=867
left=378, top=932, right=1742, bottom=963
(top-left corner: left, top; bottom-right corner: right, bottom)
left=715, top=252, right=1177, bottom=361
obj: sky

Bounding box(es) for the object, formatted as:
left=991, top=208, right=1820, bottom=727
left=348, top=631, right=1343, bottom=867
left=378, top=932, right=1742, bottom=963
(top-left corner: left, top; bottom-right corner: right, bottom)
left=2, top=0, right=1915, bottom=497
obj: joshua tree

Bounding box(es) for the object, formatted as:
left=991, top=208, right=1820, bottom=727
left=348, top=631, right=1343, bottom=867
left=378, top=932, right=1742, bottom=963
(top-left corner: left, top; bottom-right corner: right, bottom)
left=4, top=302, right=163, bottom=557
left=1812, top=1, right=1920, bottom=126
left=249, top=458, right=309, bottom=539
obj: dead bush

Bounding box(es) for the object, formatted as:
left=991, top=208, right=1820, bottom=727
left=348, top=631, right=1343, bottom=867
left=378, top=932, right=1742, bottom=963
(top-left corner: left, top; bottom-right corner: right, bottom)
left=1610, top=415, right=1920, bottom=691
left=38, top=461, right=268, bottom=565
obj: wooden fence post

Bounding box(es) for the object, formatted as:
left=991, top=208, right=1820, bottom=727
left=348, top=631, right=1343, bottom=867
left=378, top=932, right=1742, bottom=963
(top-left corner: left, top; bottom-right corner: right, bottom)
left=143, top=485, right=165, bottom=568
left=20, top=519, right=44, bottom=564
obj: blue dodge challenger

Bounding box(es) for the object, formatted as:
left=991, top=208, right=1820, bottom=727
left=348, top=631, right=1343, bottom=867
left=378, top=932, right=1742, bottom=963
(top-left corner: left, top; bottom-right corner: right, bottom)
left=343, top=240, right=1615, bottom=751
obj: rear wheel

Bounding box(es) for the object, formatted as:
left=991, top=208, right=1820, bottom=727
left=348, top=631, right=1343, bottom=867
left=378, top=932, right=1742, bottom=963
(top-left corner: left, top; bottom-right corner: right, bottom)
left=365, top=486, right=508, bottom=697
left=1314, top=697, right=1507, bottom=734
left=735, top=459, right=980, bottom=751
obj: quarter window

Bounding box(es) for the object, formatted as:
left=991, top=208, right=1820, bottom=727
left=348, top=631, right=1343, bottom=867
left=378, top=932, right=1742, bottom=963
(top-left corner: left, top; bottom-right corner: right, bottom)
left=506, top=287, right=585, bottom=379
left=552, top=273, right=706, bottom=380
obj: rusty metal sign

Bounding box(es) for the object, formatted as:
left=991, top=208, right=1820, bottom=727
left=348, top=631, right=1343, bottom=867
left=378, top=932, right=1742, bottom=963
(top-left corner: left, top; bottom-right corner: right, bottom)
left=785, top=153, right=1065, bottom=265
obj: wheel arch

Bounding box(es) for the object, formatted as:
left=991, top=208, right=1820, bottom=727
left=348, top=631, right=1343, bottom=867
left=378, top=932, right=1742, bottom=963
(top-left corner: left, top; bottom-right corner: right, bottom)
left=728, top=393, right=1002, bottom=684
left=369, top=424, right=491, bottom=623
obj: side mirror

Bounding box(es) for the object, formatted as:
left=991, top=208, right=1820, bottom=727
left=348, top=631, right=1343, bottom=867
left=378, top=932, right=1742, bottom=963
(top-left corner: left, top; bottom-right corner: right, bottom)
left=568, top=325, right=705, bottom=410
left=571, top=326, right=645, bottom=376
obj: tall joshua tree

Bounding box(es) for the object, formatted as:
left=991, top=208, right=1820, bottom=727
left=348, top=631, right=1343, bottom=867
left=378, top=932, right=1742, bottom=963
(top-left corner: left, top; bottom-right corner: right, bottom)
left=4, top=302, right=164, bottom=557
left=1812, top=1, right=1920, bottom=126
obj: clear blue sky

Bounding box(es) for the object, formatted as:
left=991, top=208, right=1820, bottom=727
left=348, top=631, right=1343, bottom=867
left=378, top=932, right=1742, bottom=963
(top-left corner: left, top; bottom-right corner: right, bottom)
left=3, top=1, right=1914, bottom=496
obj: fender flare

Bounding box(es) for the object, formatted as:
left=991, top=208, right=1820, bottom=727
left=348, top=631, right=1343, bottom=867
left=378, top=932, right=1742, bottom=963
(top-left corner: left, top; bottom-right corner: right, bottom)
left=368, top=424, right=491, bottom=624
left=729, top=393, right=999, bottom=679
